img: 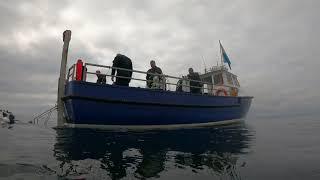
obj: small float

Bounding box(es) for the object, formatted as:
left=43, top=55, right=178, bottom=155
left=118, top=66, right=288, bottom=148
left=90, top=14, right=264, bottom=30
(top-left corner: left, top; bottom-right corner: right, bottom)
left=57, top=30, right=253, bottom=129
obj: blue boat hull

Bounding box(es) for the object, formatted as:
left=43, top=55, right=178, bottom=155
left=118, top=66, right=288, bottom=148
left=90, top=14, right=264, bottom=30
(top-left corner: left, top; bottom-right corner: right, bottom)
left=63, top=81, right=253, bottom=127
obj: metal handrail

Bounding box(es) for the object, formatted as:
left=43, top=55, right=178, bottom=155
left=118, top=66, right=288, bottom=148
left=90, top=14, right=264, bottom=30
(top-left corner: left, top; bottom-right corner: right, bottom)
left=85, top=62, right=212, bottom=85
left=67, top=64, right=75, bottom=81
left=86, top=71, right=211, bottom=90
left=85, top=62, right=237, bottom=88
left=67, top=62, right=238, bottom=93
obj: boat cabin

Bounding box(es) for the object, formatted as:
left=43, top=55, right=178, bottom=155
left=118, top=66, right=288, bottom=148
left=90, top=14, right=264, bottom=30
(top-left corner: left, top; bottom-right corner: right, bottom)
left=200, top=65, right=240, bottom=96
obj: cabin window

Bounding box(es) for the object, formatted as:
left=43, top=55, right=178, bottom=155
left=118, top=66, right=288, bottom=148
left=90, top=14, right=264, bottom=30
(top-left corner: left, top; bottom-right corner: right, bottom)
left=202, top=77, right=212, bottom=83
left=226, top=73, right=233, bottom=84
left=214, top=73, right=223, bottom=85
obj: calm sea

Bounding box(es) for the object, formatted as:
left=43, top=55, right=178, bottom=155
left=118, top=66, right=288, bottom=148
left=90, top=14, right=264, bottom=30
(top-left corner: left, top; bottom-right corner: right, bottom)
left=0, top=116, right=319, bottom=180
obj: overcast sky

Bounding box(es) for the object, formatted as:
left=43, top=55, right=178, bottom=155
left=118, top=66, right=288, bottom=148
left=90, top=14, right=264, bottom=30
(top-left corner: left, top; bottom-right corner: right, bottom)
left=0, top=0, right=319, bottom=121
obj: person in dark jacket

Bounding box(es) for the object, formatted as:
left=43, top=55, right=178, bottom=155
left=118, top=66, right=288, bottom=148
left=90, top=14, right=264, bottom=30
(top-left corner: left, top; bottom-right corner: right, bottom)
left=187, top=68, right=202, bottom=94
left=111, top=54, right=133, bottom=86
left=146, top=60, right=163, bottom=88
left=96, top=70, right=106, bottom=84
left=176, top=79, right=183, bottom=92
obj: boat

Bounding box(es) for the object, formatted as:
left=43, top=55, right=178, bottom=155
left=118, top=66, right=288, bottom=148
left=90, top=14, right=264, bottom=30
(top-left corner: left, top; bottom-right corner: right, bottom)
left=57, top=30, right=253, bottom=129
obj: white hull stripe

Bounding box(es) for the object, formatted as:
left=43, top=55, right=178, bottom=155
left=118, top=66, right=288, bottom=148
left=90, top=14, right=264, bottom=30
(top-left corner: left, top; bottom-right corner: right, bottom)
left=63, top=119, right=243, bottom=130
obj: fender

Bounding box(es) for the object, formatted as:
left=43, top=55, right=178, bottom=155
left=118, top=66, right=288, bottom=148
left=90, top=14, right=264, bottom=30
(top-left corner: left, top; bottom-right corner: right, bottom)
left=75, top=59, right=83, bottom=81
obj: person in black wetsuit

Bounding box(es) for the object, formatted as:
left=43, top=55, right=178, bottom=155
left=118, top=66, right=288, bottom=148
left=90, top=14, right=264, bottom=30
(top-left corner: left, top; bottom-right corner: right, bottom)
left=146, top=60, right=163, bottom=88
left=111, top=54, right=133, bottom=86
left=187, top=68, right=202, bottom=94
left=9, top=113, right=15, bottom=124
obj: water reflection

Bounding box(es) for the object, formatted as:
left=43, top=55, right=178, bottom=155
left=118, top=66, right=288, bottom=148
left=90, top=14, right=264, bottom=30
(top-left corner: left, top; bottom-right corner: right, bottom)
left=54, top=123, right=253, bottom=179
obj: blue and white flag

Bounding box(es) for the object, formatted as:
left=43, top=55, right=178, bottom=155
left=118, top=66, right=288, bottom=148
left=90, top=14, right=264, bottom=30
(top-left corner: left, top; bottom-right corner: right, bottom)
left=219, top=41, right=232, bottom=69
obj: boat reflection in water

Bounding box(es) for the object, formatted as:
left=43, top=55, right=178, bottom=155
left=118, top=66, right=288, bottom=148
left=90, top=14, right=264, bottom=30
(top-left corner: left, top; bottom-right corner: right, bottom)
left=53, top=123, right=253, bottom=179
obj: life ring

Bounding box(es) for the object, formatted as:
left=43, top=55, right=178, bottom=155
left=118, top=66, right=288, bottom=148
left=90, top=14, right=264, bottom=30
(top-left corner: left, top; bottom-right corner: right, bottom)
left=216, top=88, right=228, bottom=96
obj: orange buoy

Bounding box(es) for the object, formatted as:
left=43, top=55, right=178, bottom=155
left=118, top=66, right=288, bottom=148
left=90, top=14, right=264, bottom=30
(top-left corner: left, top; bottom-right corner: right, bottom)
left=230, top=88, right=238, bottom=96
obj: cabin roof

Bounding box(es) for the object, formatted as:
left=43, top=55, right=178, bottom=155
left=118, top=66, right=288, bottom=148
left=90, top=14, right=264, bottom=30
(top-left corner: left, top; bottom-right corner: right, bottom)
left=200, top=66, right=237, bottom=77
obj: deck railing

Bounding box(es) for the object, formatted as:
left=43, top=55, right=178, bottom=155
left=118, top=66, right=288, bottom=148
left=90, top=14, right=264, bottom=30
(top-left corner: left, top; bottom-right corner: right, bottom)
left=67, top=62, right=236, bottom=95
left=67, top=64, right=76, bottom=81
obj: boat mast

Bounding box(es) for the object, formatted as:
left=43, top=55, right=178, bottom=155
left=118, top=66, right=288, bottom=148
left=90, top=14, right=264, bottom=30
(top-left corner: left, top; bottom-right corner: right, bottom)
left=57, top=30, right=71, bottom=127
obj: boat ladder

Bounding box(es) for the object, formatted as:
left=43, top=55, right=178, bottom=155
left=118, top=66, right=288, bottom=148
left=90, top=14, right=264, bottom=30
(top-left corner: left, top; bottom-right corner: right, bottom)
left=33, top=105, right=57, bottom=125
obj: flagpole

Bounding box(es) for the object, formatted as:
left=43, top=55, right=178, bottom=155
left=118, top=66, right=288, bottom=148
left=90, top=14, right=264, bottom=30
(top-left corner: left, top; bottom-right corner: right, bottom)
left=219, top=40, right=224, bottom=67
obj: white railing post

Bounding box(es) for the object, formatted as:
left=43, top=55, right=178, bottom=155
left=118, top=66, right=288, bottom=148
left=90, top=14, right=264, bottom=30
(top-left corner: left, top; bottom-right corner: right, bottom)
left=57, top=30, right=71, bottom=127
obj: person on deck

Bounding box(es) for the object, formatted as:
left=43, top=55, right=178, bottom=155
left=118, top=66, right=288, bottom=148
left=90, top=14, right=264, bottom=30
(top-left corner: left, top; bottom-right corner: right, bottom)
left=111, top=54, right=133, bottom=86
left=146, top=60, right=163, bottom=88
left=96, top=70, right=106, bottom=84
left=187, top=68, right=202, bottom=94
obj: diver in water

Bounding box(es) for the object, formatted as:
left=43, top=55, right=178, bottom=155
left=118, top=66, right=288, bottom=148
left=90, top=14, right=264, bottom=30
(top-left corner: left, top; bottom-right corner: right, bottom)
left=1, top=111, right=15, bottom=125
left=8, top=113, right=15, bottom=124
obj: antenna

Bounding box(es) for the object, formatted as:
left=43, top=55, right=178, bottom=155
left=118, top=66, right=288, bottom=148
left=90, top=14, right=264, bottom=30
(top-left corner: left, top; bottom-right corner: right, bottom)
left=202, top=56, right=207, bottom=73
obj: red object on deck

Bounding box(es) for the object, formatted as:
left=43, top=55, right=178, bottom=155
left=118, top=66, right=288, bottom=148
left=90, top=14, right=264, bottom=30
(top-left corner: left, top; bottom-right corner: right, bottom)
left=76, top=59, right=83, bottom=81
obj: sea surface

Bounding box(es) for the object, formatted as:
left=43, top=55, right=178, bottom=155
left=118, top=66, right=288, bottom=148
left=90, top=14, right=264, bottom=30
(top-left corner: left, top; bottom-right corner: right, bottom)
left=0, top=115, right=319, bottom=180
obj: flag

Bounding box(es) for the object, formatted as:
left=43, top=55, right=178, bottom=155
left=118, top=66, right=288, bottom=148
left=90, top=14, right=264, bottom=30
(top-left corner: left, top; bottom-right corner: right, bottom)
left=219, top=41, right=232, bottom=69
